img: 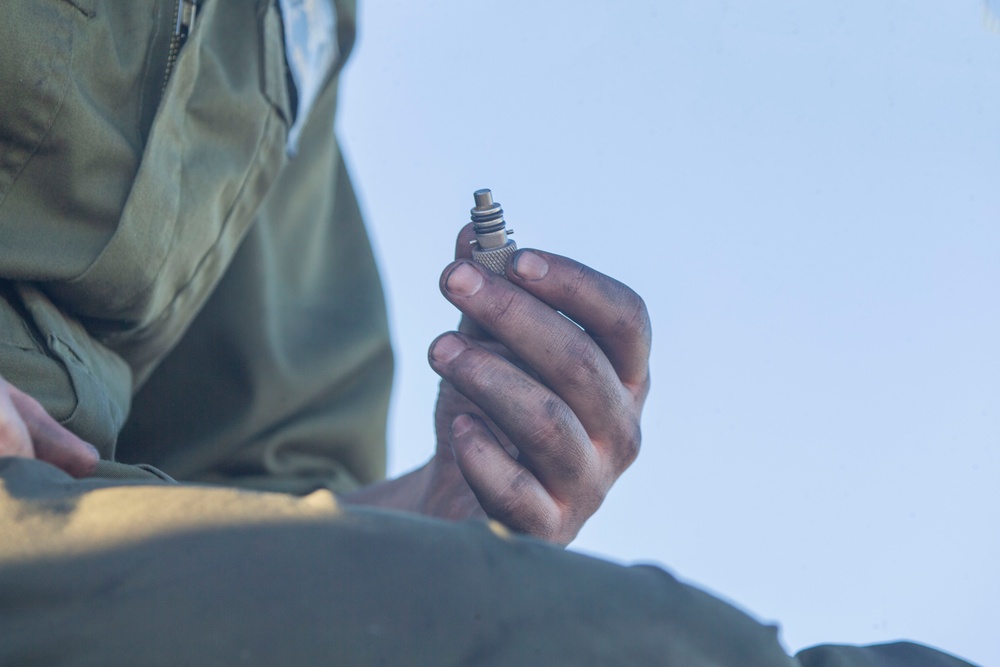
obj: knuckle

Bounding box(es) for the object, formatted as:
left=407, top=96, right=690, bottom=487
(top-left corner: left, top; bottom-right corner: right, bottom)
left=538, top=517, right=564, bottom=543
left=461, top=352, right=492, bottom=384
left=526, top=397, right=576, bottom=447
left=613, top=291, right=652, bottom=345
left=562, top=263, right=591, bottom=301
left=616, top=416, right=642, bottom=469
left=484, top=290, right=520, bottom=329
left=453, top=347, right=502, bottom=388
left=522, top=398, right=593, bottom=481
left=512, top=504, right=561, bottom=542
left=504, top=468, right=536, bottom=501
left=597, top=412, right=641, bottom=473
left=462, top=356, right=533, bottom=407
left=491, top=470, right=547, bottom=524
left=551, top=332, right=628, bottom=418
left=552, top=334, right=601, bottom=386
left=570, top=486, right=607, bottom=526
left=635, top=372, right=652, bottom=402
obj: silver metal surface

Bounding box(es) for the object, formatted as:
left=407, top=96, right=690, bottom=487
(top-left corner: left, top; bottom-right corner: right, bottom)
left=470, top=188, right=516, bottom=275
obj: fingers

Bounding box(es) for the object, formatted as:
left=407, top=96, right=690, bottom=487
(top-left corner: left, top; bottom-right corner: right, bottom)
left=8, top=383, right=98, bottom=478
left=450, top=222, right=650, bottom=395
left=438, top=259, right=638, bottom=446
left=429, top=333, right=602, bottom=502
left=435, top=231, right=649, bottom=541
left=447, top=413, right=574, bottom=544
left=0, top=380, right=33, bottom=459
left=507, top=249, right=651, bottom=396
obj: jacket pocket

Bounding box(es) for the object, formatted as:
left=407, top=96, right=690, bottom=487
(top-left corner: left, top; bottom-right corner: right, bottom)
left=1, top=1, right=167, bottom=284
left=44, top=0, right=292, bottom=388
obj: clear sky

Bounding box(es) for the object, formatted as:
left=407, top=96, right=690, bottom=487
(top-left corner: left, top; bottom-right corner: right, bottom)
left=337, top=2, right=999, bottom=664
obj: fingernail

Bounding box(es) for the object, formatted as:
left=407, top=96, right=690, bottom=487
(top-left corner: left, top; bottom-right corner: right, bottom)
left=512, top=250, right=548, bottom=280
left=431, top=334, right=465, bottom=363
left=445, top=262, right=484, bottom=296
left=451, top=414, right=474, bottom=438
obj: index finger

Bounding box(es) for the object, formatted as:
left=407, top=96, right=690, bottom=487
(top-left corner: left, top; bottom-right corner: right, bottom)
left=454, top=222, right=490, bottom=340
left=506, top=249, right=651, bottom=394
left=9, top=384, right=98, bottom=478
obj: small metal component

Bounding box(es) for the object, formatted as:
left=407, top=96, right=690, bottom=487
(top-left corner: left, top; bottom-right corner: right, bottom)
left=162, top=0, right=198, bottom=96
left=470, top=188, right=516, bottom=275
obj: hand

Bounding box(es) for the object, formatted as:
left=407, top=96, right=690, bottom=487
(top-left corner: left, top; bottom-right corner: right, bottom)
left=424, top=224, right=651, bottom=545
left=0, top=375, right=99, bottom=477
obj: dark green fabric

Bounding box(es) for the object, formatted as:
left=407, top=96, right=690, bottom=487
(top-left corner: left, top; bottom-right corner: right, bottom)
left=0, top=458, right=980, bottom=666
left=797, top=643, right=978, bottom=667
left=114, top=81, right=392, bottom=494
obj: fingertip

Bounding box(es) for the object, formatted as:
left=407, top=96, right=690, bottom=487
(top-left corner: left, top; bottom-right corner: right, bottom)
left=429, top=332, right=467, bottom=365
left=79, top=442, right=100, bottom=477
left=450, top=413, right=475, bottom=439
left=510, top=249, right=549, bottom=281
left=454, top=223, right=476, bottom=260
left=45, top=433, right=100, bottom=479
left=10, top=386, right=101, bottom=478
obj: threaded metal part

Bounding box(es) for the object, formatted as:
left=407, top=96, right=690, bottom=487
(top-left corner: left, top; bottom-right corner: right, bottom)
left=471, top=188, right=506, bottom=238
left=472, top=240, right=517, bottom=275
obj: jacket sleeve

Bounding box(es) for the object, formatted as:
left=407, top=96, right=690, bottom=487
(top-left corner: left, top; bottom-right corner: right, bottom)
left=0, top=284, right=132, bottom=459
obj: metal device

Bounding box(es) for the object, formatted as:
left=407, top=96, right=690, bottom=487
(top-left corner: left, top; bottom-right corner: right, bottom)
left=470, top=188, right=516, bottom=275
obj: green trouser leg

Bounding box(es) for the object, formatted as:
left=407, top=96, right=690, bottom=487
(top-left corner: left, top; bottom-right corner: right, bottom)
left=0, top=458, right=975, bottom=667
left=0, top=457, right=791, bottom=666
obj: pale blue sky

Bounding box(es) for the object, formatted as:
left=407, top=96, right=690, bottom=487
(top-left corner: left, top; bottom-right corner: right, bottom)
left=338, top=2, right=999, bottom=664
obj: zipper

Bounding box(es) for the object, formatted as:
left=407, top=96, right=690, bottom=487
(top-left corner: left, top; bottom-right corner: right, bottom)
left=161, top=0, right=198, bottom=96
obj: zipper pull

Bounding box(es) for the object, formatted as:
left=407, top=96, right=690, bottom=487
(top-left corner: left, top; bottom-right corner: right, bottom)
left=175, top=0, right=197, bottom=41
left=162, top=0, right=198, bottom=95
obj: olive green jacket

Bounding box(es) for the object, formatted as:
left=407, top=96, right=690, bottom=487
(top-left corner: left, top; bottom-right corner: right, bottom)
left=0, top=0, right=392, bottom=493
